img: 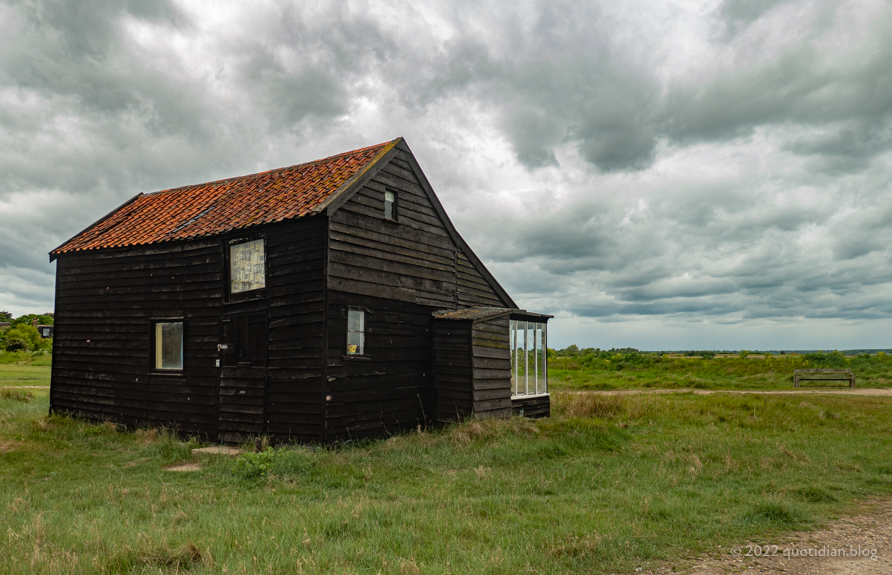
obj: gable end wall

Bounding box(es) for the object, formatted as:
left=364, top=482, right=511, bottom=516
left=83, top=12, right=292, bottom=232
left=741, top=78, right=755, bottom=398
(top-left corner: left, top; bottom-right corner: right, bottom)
left=327, top=149, right=510, bottom=309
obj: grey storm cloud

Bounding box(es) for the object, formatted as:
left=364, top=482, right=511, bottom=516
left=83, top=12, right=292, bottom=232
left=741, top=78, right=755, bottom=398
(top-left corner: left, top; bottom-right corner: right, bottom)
left=2, top=0, right=892, bottom=349
left=411, top=1, right=662, bottom=171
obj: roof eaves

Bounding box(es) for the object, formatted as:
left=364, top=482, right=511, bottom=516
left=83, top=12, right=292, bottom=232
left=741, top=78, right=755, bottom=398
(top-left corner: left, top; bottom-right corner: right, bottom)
left=49, top=192, right=144, bottom=261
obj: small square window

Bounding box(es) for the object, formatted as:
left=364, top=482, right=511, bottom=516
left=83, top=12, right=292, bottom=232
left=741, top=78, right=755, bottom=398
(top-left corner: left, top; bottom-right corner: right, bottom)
left=155, top=322, right=183, bottom=370
left=347, top=310, right=364, bottom=355
left=384, top=190, right=397, bottom=220
left=230, top=239, right=265, bottom=294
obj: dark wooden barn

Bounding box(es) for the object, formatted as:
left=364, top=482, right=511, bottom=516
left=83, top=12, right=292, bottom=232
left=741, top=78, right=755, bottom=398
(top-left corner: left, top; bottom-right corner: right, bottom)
left=49, top=138, right=550, bottom=442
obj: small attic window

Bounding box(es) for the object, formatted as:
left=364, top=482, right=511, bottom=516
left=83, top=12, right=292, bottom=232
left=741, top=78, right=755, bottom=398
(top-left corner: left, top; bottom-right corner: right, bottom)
left=230, top=239, right=266, bottom=294
left=384, top=190, right=397, bottom=220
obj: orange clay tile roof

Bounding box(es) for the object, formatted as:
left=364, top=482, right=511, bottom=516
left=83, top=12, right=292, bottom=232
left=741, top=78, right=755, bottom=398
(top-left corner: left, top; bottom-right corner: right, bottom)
left=51, top=139, right=399, bottom=256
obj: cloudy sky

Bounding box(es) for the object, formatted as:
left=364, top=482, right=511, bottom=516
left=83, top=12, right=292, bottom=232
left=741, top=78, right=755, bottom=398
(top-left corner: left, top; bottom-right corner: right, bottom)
left=2, top=0, right=892, bottom=350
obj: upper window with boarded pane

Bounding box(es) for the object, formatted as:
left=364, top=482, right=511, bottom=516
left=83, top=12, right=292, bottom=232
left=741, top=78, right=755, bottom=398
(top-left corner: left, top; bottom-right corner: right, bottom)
left=384, top=190, right=397, bottom=220
left=230, top=239, right=265, bottom=294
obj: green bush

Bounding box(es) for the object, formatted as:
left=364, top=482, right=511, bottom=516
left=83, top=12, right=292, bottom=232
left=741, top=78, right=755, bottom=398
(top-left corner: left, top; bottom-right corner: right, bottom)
left=803, top=350, right=848, bottom=368
left=231, top=446, right=314, bottom=480
left=560, top=349, right=661, bottom=372
left=232, top=447, right=282, bottom=479
left=4, top=325, right=41, bottom=352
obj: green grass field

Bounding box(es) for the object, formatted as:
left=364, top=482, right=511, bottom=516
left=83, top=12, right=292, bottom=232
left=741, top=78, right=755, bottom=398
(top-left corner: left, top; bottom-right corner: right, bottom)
left=0, top=351, right=52, bottom=387
left=2, top=354, right=892, bottom=573
left=550, top=353, right=892, bottom=391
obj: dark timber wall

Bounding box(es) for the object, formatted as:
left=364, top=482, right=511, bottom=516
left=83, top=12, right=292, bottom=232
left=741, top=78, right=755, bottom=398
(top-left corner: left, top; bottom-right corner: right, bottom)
left=50, top=217, right=327, bottom=440
left=432, top=319, right=473, bottom=421
left=432, top=315, right=512, bottom=421
left=321, top=148, right=513, bottom=438
left=324, top=149, right=473, bottom=439
left=324, top=291, right=434, bottom=441
left=329, top=149, right=457, bottom=308
left=328, top=147, right=509, bottom=310
left=470, top=316, right=512, bottom=418
left=265, top=218, right=327, bottom=442
left=51, top=239, right=224, bottom=435
left=512, top=395, right=551, bottom=418
left=457, top=252, right=504, bottom=308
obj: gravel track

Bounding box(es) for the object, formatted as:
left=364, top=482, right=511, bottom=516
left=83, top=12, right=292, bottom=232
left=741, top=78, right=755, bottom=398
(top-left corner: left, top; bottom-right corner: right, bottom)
left=680, top=499, right=892, bottom=574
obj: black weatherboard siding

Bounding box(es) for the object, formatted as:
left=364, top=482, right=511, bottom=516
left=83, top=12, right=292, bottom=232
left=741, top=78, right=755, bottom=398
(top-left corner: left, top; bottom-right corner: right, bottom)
left=49, top=138, right=549, bottom=442
left=51, top=239, right=224, bottom=434
left=432, top=309, right=513, bottom=422
left=50, top=218, right=328, bottom=439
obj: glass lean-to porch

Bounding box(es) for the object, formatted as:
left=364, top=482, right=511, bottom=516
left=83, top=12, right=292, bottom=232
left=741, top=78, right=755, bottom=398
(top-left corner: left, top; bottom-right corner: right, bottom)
left=509, top=317, right=548, bottom=397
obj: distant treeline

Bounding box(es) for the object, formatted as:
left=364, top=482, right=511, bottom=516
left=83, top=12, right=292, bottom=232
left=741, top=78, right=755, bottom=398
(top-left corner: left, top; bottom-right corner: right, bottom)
left=554, top=346, right=722, bottom=359
left=554, top=345, right=892, bottom=362
left=550, top=346, right=890, bottom=371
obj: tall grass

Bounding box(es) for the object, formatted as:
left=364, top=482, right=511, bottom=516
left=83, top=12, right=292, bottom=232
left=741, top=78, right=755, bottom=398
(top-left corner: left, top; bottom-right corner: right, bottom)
left=0, top=350, right=53, bottom=366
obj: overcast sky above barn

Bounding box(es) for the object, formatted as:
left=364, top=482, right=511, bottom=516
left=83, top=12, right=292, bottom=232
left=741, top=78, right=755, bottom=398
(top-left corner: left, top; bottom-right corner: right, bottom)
left=2, top=0, right=891, bottom=350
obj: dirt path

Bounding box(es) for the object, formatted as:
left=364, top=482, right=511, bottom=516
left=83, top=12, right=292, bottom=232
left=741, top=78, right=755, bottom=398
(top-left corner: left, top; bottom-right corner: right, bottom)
left=663, top=499, right=892, bottom=574
left=565, top=388, right=892, bottom=397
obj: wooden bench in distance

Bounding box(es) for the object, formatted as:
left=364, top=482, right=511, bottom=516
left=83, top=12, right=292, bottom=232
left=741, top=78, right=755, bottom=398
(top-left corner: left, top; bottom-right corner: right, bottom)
left=793, top=369, right=855, bottom=388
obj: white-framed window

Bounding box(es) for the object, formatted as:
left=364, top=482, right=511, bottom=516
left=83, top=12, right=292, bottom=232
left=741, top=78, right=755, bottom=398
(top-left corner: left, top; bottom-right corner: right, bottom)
left=230, top=239, right=266, bottom=294
left=384, top=190, right=397, bottom=220
left=510, top=320, right=547, bottom=396
left=154, top=321, right=184, bottom=370
left=347, top=310, right=365, bottom=355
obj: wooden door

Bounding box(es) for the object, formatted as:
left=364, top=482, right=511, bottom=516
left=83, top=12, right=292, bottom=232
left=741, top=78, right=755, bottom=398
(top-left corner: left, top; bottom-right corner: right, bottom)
left=218, top=312, right=269, bottom=442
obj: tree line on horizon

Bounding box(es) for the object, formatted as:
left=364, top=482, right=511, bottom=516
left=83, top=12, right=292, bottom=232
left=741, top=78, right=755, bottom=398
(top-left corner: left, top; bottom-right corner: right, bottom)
left=552, top=345, right=889, bottom=365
